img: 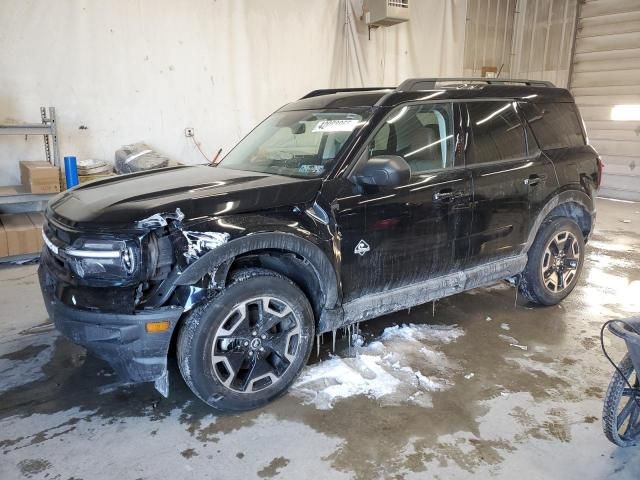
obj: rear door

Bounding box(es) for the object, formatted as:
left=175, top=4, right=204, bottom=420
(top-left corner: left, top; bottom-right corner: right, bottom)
left=332, top=102, right=473, bottom=303
left=464, top=100, right=557, bottom=267
left=519, top=101, right=591, bottom=223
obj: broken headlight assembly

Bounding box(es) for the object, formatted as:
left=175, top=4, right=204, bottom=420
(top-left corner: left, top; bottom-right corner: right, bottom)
left=63, top=237, right=140, bottom=281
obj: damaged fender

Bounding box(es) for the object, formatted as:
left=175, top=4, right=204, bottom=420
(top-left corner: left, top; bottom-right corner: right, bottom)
left=173, top=232, right=340, bottom=308
left=181, top=230, right=230, bottom=262
left=136, top=208, right=185, bottom=229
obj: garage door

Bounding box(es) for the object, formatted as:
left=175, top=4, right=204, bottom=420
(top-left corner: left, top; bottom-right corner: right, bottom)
left=570, top=0, right=640, bottom=201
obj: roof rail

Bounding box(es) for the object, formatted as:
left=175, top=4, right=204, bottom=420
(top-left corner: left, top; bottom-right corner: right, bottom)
left=397, top=78, right=555, bottom=91
left=300, top=87, right=393, bottom=99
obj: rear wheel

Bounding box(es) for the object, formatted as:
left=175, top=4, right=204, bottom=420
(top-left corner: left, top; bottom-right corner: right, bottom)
left=177, top=268, right=315, bottom=411
left=602, top=354, right=640, bottom=447
left=519, top=217, right=584, bottom=306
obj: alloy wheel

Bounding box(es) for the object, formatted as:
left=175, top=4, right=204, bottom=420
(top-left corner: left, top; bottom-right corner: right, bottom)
left=211, top=296, right=301, bottom=393
left=540, top=230, right=580, bottom=293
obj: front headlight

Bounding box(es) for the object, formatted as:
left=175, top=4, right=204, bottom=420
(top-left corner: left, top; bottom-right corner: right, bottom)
left=64, top=238, right=139, bottom=280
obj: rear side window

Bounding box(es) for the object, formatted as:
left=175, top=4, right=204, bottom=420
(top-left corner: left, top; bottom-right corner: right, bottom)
left=466, top=101, right=527, bottom=165
left=519, top=102, right=585, bottom=150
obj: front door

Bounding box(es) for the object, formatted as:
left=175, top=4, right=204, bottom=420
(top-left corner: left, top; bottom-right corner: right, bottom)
left=329, top=102, right=473, bottom=303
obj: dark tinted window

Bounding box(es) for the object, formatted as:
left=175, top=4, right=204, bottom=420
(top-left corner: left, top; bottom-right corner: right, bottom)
left=519, top=102, right=585, bottom=149
left=369, top=103, right=454, bottom=173
left=466, top=101, right=527, bottom=165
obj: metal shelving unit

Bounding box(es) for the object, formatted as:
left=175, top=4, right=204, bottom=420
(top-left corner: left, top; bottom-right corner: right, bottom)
left=0, top=107, right=60, bottom=166
left=0, top=107, right=60, bottom=214
left=0, top=186, right=54, bottom=214
left=0, top=185, right=51, bottom=262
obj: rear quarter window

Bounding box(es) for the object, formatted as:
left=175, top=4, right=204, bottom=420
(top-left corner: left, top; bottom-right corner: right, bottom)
left=466, top=101, right=528, bottom=165
left=519, top=102, right=585, bottom=150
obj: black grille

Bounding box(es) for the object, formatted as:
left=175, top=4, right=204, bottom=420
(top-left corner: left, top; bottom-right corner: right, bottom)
left=42, top=219, right=73, bottom=268
left=46, top=221, right=72, bottom=245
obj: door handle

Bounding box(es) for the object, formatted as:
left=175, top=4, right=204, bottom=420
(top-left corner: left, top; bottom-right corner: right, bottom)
left=524, top=174, right=545, bottom=186
left=433, top=189, right=466, bottom=201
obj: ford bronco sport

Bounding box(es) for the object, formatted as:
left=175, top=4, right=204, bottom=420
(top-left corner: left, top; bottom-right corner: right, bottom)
left=39, top=78, right=601, bottom=411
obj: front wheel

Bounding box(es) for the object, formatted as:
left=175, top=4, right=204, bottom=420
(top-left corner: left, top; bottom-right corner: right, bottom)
left=177, top=268, right=315, bottom=411
left=519, top=217, right=585, bottom=306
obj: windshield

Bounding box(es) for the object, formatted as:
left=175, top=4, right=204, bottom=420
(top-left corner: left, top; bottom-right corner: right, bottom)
left=218, top=109, right=369, bottom=178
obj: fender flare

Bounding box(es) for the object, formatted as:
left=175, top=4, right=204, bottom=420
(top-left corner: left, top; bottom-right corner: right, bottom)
left=174, top=232, right=340, bottom=309
left=525, top=190, right=595, bottom=250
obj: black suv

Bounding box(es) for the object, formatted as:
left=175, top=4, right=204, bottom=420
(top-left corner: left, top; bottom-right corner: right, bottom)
left=39, top=78, right=601, bottom=411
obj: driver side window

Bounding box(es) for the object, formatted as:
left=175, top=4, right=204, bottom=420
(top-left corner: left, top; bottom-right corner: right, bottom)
left=369, top=103, right=454, bottom=174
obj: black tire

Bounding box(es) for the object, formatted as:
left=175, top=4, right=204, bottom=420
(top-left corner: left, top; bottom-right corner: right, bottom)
left=602, top=354, right=640, bottom=447
left=177, top=268, right=315, bottom=411
left=519, top=217, right=585, bottom=306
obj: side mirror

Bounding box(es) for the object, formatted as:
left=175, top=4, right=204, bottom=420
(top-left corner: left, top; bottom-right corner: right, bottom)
left=354, top=155, right=411, bottom=187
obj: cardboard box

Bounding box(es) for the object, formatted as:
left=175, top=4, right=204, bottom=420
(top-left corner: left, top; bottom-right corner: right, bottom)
left=27, top=212, right=45, bottom=250
left=20, top=161, right=61, bottom=194
left=0, top=213, right=41, bottom=256
left=0, top=218, right=8, bottom=258
left=0, top=185, right=20, bottom=196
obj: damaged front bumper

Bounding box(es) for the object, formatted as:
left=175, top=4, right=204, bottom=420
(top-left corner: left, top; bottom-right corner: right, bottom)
left=37, top=207, right=234, bottom=396
left=38, top=257, right=183, bottom=395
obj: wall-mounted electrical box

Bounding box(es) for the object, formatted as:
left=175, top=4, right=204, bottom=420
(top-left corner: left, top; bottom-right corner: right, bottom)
left=365, top=0, right=410, bottom=27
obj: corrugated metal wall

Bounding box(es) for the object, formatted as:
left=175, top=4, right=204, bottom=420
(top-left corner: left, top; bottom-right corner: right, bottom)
left=464, top=0, right=577, bottom=87
left=463, top=0, right=517, bottom=78
left=570, top=0, right=640, bottom=201
left=511, top=0, right=577, bottom=87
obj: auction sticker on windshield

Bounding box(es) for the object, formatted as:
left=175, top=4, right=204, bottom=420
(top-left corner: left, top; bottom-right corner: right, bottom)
left=299, top=165, right=325, bottom=175
left=312, top=119, right=361, bottom=133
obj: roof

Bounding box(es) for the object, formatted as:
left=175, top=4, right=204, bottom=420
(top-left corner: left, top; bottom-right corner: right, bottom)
left=282, top=80, right=575, bottom=111
left=280, top=90, right=393, bottom=111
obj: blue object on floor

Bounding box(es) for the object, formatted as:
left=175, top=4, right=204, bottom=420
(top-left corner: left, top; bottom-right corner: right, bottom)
left=64, top=156, right=79, bottom=188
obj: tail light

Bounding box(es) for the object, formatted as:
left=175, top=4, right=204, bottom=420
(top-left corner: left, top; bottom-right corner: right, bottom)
left=596, top=156, right=604, bottom=190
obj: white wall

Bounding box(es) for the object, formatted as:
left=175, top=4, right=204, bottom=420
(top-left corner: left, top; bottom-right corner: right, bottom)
left=0, top=0, right=467, bottom=185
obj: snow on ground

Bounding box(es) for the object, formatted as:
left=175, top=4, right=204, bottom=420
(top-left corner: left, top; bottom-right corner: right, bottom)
left=292, top=324, right=464, bottom=410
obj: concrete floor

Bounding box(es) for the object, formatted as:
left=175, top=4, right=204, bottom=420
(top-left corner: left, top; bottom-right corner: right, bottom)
left=1, top=198, right=639, bottom=479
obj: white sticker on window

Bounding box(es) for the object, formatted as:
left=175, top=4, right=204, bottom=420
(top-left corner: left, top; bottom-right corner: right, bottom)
left=312, top=119, right=360, bottom=133
left=299, top=164, right=325, bottom=175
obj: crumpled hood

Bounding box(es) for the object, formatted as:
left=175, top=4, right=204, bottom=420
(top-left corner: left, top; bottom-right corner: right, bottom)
left=48, top=165, right=322, bottom=228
